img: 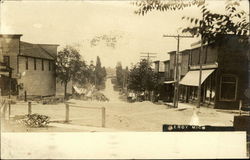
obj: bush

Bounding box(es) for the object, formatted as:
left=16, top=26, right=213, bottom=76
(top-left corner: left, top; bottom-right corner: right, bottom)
left=18, top=114, right=50, bottom=128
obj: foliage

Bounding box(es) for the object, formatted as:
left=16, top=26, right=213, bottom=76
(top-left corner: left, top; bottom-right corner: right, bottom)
left=56, top=45, right=88, bottom=98
left=128, top=59, right=158, bottom=92
left=133, top=0, right=204, bottom=15
left=116, top=62, right=124, bottom=87
left=134, top=0, right=249, bottom=45
left=72, top=60, right=90, bottom=85
left=181, top=0, right=249, bottom=45
left=56, top=45, right=84, bottom=98
left=90, top=34, right=122, bottom=49
left=95, top=56, right=107, bottom=89
left=18, top=114, right=50, bottom=128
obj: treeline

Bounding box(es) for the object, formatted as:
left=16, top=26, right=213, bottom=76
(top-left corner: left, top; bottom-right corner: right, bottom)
left=115, top=59, right=159, bottom=101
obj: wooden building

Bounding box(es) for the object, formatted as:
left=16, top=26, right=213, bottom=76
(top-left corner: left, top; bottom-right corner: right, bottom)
left=179, top=35, right=249, bottom=109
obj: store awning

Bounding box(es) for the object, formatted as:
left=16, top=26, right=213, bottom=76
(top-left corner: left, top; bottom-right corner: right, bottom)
left=164, top=81, right=176, bottom=84
left=179, top=69, right=215, bottom=86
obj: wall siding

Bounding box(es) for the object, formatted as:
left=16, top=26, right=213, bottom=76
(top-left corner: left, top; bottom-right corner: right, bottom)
left=18, top=56, right=56, bottom=96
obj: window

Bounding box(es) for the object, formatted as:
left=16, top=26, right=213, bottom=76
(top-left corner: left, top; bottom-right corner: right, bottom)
left=49, top=61, right=51, bottom=71
left=42, top=59, right=44, bottom=71
left=3, top=56, right=10, bottom=66
left=34, top=58, right=36, bottom=70
left=25, top=57, right=29, bottom=70
left=220, top=75, right=238, bottom=101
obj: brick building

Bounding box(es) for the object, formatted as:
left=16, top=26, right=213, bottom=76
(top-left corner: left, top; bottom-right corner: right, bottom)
left=0, top=34, right=72, bottom=98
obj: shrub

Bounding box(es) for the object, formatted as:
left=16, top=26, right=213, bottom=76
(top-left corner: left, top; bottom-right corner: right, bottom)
left=18, top=113, right=50, bottom=128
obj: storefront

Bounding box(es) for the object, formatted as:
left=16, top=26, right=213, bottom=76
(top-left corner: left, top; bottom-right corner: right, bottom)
left=179, top=68, right=216, bottom=107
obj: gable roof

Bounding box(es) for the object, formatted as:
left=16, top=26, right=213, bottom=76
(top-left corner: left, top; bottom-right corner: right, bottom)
left=20, top=41, right=56, bottom=60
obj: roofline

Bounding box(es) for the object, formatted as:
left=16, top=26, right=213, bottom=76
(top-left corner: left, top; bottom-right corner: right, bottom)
left=168, top=51, right=176, bottom=54
left=21, top=41, right=59, bottom=46
left=0, top=34, right=23, bottom=38
left=179, top=49, right=191, bottom=53
left=38, top=43, right=60, bottom=46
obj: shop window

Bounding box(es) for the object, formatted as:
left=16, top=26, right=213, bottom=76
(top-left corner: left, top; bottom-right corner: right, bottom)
left=220, top=75, right=238, bottom=101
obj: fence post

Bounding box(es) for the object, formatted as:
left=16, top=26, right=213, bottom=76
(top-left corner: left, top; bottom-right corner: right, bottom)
left=24, top=91, right=27, bottom=102
left=8, top=100, right=11, bottom=120
left=102, top=107, right=105, bottom=128
left=65, top=104, right=69, bottom=123
left=28, top=101, right=32, bottom=115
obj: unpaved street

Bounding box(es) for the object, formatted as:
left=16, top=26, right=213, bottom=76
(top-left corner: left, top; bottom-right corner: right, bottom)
left=2, top=78, right=238, bottom=132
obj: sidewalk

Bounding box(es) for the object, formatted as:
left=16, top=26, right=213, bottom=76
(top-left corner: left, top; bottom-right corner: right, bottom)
left=49, top=123, right=121, bottom=132
left=165, top=102, right=195, bottom=109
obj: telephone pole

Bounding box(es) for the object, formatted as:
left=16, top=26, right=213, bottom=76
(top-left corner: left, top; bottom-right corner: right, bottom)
left=163, top=34, right=193, bottom=108
left=140, top=52, right=158, bottom=65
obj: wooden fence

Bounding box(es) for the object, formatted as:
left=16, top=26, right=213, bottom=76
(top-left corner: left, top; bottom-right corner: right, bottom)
left=65, top=104, right=106, bottom=128
left=25, top=102, right=106, bottom=128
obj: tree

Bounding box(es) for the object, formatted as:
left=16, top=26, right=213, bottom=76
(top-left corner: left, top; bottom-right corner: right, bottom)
left=116, top=62, right=124, bottom=87
left=133, top=0, right=204, bottom=15
left=56, top=45, right=82, bottom=99
left=95, top=56, right=106, bottom=89
left=128, top=59, right=158, bottom=94
left=72, top=60, right=89, bottom=85
left=134, top=0, right=249, bottom=45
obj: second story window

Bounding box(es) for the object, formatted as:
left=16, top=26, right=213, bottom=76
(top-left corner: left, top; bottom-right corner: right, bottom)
left=3, top=56, right=10, bottom=66
left=42, top=59, right=44, bottom=71
left=34, top=58, right=36, bottom=70
left=25, top=57, right=29, bottom=70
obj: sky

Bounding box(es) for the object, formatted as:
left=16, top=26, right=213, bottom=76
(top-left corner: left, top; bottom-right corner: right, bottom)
left=0, top=0, right=249, bottom=68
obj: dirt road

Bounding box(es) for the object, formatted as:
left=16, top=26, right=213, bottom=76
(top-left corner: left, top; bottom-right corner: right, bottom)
left=3, top=78, right=237, bottom=132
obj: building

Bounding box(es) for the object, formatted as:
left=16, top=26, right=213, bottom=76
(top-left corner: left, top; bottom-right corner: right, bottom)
left=0, top=34, right=72, bottom=98
left=179, top=35, right=249, bottom=109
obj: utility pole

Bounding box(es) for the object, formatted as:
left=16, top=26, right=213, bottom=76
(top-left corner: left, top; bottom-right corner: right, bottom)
left=197, top=37, right=204, bottom=108
left=140, top=52, right=158, bottom=65
left=140, top=52, right=158, bottom=101
left=163, top=34, right=193, bottom=108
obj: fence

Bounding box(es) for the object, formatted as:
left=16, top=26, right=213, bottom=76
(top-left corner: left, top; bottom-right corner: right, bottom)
left=65, top=104, right=106, bottom=127
left=19, top=102, right=106, bottom=128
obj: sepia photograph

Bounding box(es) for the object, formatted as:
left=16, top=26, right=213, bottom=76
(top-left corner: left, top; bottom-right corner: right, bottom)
left=0, top=0, right=250, bottom=159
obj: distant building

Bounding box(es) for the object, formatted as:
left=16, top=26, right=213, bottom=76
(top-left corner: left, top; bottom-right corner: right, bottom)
left=0, top=34, right=72, bottom=98
left=154, top=59, right=174, bottom=102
